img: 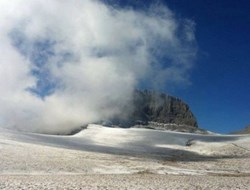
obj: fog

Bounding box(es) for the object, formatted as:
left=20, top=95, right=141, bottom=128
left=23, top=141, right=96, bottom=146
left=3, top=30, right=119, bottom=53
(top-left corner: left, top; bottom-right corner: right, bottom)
left=0, top=0, right=196, bottom=134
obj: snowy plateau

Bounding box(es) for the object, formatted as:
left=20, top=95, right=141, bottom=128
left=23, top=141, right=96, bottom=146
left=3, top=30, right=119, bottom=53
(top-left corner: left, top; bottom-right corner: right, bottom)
left=0, top=124, right=250, bottom=189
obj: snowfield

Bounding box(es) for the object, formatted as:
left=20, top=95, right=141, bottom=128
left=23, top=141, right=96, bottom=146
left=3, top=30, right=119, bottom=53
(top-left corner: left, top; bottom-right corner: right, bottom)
left=0, top=124, right=250, bottom=189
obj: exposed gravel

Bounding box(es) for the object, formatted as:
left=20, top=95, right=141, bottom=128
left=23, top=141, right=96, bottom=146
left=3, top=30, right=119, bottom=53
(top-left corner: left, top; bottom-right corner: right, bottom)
left=1, top=174, right=250, bottom=190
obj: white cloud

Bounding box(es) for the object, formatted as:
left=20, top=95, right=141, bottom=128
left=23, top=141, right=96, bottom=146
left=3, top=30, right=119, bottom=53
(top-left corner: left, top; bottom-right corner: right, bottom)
left=0, top=0, right=197, bottom=134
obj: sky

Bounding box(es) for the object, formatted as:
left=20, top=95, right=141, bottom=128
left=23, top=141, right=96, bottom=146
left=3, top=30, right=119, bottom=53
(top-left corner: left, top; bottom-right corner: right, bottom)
left=0, top=0, right=249, bottom=134
left=105, top=0, right=250, bottom=133
left=164, top=0, right=250, bottom=133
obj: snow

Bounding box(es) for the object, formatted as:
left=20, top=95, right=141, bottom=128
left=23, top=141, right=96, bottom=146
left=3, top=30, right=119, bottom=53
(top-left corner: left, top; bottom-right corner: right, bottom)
left=0, top=124, right=250, bottom=189
left=1, top=124, right=246, bottom=157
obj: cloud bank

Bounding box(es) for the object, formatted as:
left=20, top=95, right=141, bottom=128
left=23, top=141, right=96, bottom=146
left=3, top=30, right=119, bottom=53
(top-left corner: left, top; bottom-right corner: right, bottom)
left=0, top=0, right=196, bottom=134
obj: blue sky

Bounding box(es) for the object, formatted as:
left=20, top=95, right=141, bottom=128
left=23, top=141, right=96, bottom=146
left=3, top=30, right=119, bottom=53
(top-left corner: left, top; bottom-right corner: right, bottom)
left=164, top=0, right=250, bottom=133
left=109, top=0, right=250, bottom=133
left=165, top=0, right=250, bottom=133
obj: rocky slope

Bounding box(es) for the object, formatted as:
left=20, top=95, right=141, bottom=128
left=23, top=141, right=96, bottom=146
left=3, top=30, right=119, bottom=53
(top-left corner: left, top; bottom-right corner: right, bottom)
left=232, top=125, right=250, bottom=134
left=103, top=90, right=203, bottom=133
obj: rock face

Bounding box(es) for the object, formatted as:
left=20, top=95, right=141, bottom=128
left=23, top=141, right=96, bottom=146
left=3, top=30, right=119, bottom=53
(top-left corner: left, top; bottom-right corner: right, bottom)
left=105, top=90, right=200, bottom=133
left=131, top=90, right=198, bottom=128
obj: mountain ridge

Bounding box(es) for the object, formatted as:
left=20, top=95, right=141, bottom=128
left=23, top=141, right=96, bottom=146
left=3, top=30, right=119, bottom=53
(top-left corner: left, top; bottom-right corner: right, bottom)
left=232, top=125, right=250, bottom=134
left=100, top=90, right=203, bottom=133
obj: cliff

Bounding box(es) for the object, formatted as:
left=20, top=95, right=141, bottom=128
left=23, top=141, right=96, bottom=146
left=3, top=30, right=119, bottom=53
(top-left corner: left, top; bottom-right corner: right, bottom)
left=131, top=90, right=198, bottom=127
left=102, top=90, right=202, bottom=133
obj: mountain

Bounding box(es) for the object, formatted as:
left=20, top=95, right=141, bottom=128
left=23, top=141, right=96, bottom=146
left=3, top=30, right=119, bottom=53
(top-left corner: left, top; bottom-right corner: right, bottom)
left=232, top=125, right=250, bottom=134
left=132, top=90, right=198, bottom=127
left=102, top=90, right=205, bottom=133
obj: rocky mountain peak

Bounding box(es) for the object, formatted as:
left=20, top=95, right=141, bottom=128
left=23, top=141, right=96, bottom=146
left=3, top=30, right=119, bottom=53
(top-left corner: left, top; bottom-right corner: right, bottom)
left=102, top=90, right=200, bottom=133
left=131, top=90, right=198, bottom=127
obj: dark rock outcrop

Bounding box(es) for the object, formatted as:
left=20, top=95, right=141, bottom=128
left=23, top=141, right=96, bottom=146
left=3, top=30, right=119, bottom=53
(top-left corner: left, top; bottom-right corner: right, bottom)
left=131, top=90, right=198, bottom=127
left=102, top=90, right=201, bottom=133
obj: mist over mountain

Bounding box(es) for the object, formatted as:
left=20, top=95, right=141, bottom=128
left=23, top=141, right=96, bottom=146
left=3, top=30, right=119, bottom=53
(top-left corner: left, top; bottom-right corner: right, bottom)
left=0, top=0, right=197, bottom=135
left=97, top=90, right=205, bottom=134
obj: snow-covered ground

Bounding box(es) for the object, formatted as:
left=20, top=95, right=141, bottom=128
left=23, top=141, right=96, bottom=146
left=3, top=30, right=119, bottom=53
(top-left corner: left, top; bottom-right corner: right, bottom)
left=0, top=124, right=250, bottom=189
